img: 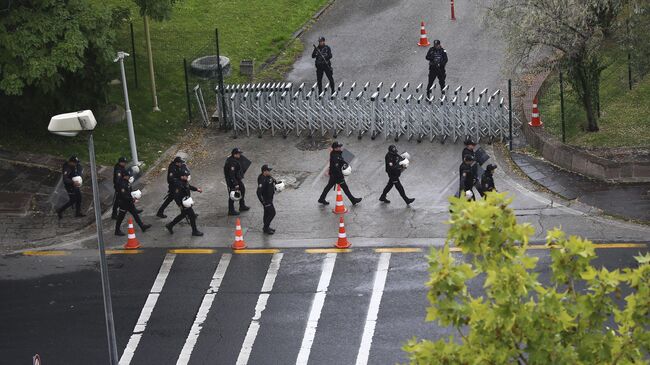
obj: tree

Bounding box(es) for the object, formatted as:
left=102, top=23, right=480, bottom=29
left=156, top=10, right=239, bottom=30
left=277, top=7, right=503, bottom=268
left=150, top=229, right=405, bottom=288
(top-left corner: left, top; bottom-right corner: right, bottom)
left=404, top=192, right=649, bottom=364
left=486, top=0, right=627, bottom=132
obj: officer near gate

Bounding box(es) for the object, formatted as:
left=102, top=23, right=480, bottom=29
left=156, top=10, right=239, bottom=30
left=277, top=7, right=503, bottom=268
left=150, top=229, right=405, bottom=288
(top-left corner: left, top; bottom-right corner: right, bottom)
left=56, top=155, right=85, bottom=219
left=425, top=40, right=448, bottom=98
left=114, top=170, right=151, bottom=236
left=379, top=145, right=415, bottom=205
left=257, top=164, right=277, bottom=235
left=318, top=141, right=362, bottom=205
left=165, top=169, right=204, bottom=236
left=224, top=148, right=250, bottom=216
left=156, top=156, right=186, bottom=218
left=111, top=157, right=128, bottom=220
left=459, top=154, right=479, bottom=200
left=481, top=164, right=497, bottom=193
left=312, top=36, right=335, bottom=96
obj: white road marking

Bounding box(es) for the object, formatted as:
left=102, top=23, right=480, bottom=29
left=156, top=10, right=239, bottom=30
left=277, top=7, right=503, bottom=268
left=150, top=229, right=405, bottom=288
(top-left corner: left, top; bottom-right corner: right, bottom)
left=176, top=254, right=232, bottom=365
left=355, top=253, right=391, bottom=365
left=296, top=253, right=337, bottom=365
left=236, top=253, right=284, bottom=365
left=119, top=253, right=176, bottom=365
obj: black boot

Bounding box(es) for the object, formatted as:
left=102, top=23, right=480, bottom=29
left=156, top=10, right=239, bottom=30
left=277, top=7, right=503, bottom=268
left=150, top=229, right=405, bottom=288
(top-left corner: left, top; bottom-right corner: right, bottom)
left=228, top=210, right=240, bottom=216
left=141, top=224, right=152, bottom=232
left=318, top=199, right=330, bottom=205
left=352, top=197, right=362, bottom=205
left=192, top=230, right=204, bottom=236
left=115, top=230, right=125, bottom=236
left=156, top=211, right=167, bottom=218
left=379, top=196, right=391, bottom=203
left=165, top=223, right=174, bottom=234
left=405, top=197, right=415, bottom=205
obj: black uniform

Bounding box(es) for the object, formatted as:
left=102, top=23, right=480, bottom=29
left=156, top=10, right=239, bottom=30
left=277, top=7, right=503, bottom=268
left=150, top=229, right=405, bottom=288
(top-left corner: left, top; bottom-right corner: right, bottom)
left=166, top=180, right=201, bottom=235
left=156, top=162, right=185, bottom=217
left=379, top=151, right=414, bottom=204
left=481, top=170, right=496, bottom=193
left=111, top=163, right=127, bottom=219
left=462, top=147, right=475, bottom=161
left=57, top=161, right=83, bottom=217
left=114, top=178, right=148, bottom=234
left=257, top=174, right=277, bottom=232
left=459, top=162, right=478, bottom=200
left=224, top=156, right=248, bottom=214
left=318, top=150, right=360, bottom=203
left=425, top=47, right=448, bottom=97
left=312, top=44, right=335, bottom=96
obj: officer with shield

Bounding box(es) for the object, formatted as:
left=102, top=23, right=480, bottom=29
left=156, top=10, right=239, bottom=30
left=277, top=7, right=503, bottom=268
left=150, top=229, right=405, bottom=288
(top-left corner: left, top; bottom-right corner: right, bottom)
left=318, top=141, right=362, bottom=205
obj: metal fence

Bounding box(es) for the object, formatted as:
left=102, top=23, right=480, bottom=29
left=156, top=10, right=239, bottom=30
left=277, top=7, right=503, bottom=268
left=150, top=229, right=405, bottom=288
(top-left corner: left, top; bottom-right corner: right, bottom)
left=217, top=81, right=521, bottom=143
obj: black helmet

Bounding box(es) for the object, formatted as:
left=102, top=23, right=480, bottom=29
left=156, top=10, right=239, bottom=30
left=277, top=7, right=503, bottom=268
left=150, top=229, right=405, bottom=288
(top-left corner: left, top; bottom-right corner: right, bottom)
left=231, top=147, right=243, bottom=156
left=464, top=138, right=476, bottom=146
left=118, top=156, right=127, bottom=163
left=331, top=141, right=342, bottom=149
left=179, top=168, right=190, bottom=177
left=433, top=39, right=441, bottom=46
left=173, top=156, right=185, bottom=164
left=318, top=36, right=325, bottom=42
left=388, top=145, right=398, bottom=153
left=69, top=155, right=79, bottom=163
left=486, top=164, right=498, bottom=171
left=463, top=154, right=475, bottom=162
left=123, top=169, right=133, bottom=177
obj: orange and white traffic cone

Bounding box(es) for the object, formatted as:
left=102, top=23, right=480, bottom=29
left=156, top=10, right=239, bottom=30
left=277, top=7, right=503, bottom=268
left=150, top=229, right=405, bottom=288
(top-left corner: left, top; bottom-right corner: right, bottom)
left=529, top=97, right=543, bottom=127
left=335, top=216, right=351, bottom=248
left=231, top=218, right=247, bottom=250
left=332, top=184, right=348, bottom=214
left=418, top=21, right=431, bottom=47
left=123, top=217, right=141, bottom=249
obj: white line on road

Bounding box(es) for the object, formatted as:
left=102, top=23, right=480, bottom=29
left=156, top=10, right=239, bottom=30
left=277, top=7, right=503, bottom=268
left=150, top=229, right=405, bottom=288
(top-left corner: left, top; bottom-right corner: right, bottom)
left=176, top=253, right=232, bottom=365
left=236, top=253, right=284, bottom=365
left=119, top=253, right=176, bottom=365
left=296, top=253, right=337, bottom=365
left=355, top=252, right=391, bottom=365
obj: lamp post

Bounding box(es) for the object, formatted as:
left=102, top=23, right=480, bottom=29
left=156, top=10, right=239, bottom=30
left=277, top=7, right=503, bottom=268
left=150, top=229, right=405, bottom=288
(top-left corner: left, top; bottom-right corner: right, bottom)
left=114, top=51, right=140, bottom=166
left=48, top=111, right=119, bottom=365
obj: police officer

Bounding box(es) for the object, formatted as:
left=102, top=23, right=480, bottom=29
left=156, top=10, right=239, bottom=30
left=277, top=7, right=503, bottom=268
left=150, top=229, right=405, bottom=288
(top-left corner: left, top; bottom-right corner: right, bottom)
left=481, top=164, right=497, bottom=193
left=165, top=169, right=204, bottom=236
left=115, top=170, right=151, bottom=236
left=156, top=156, right=185, bottom=218
left=379, top=145, right=415, bottom=205
left=56, top=155, right=85, bottom=219
left=318, top=141, right=362, bottom=205
left=462, top=138, right=476, bottom=161
left=257, top=164, right=277, bottom=235
left=111, top=157, right=128, bottom=219
left=425, top=40, right=448, bottom=98
left=312, top=36, right=335, bottom=96
left=224, top=148, right=250, bottom=216
left=459, top=154, right=478, bottom=200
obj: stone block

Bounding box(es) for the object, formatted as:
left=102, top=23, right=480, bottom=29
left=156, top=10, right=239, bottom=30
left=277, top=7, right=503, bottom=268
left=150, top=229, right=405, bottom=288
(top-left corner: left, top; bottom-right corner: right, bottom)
left=584, top=160, right=605, bottom=179
left=604, top=167, right=621, bottom=180
left=571, top=154, right=588, bottom=175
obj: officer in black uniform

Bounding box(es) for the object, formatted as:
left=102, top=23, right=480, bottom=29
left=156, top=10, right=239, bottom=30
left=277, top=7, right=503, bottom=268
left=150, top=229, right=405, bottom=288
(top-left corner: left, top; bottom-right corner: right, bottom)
left=312, top=36, right=335, bottom=96
left=165, top=169, right=203, bottom=236
left=257, top=165, right=277, bottom=235
left=318, top=141, right=362, bottom=205
left=224, top=148, right=250, bottom=216
left=111, top=157, right=128, bottom=219
left=115, top=170, right=151, bottom=236
left=481, top=164, right=497, bottom=193
left=425, top=40, right=448, bottom=98
left=459, top=154, right=478, bottom=200
left=462, top=138, right=476, bottom=161
left=156, top=156, right=186, bottom=218
left=56, top=155, right=85, bottom=219
left=379, top=145, right=415, bottom=205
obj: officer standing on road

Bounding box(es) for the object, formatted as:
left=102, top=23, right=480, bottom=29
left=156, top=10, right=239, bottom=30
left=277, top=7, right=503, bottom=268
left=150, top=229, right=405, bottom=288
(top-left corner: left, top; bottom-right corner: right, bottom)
left=56, top=155, right=85, bottom=219
left=114, top=170, right=151, bottom=236
left=165, top=169, right=204, bottom=236
left=481, top=164, right=497, bottom=194
left=111, top=157, right=128, bottom=220
left=425, top=40, right=448, bottom=98
left=318, top=141, right=362, bottom=205
left=257, top=165, right=277, bottom=235
left=379, top=145, right=415, bottom=205
left=459, top=154, right=478, bottom=200
left=312, top=36, right=335, bottom=96
left=156, top=156, right=186, bottom=218
left=224, top=148, right=250, bottom=216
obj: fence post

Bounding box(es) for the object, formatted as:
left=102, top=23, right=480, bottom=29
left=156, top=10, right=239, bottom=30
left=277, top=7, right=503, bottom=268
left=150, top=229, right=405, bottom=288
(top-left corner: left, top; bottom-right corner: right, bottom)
left=183, top=58, right=192, bottom=122
left=130, top=22, right=138, bottom=89
left=215, top=28, right=229, bottom=129
left=628, top=52, right=633, bottom=91
left=559, top=71, right=566, bottom=143
left=508, top=79, right=512, bottom=151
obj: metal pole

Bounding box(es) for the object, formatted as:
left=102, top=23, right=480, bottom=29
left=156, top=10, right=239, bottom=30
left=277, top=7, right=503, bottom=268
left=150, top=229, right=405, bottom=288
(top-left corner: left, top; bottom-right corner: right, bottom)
left=143, top=15, right=160, bottom=112
left=560, top=71, right=566, bottom=143
left=508, top=79, right=513, bottom=151
left=628, top=52, right=633, bottom=90
left=184, top=58, right=193, bottom=122
left=215, top=28, right=228, bottom=129
left=88, top=133, right=119, bottom=365
left=130, top=22, right=138, bottom=89
left=115, top=51, right=140, bottom=165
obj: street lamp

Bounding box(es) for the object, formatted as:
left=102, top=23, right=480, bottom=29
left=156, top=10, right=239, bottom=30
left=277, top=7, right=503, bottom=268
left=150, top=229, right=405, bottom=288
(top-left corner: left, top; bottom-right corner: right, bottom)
left=114, top=51, right=141, bottom=167
left=48, top=110, right=119, bottom=365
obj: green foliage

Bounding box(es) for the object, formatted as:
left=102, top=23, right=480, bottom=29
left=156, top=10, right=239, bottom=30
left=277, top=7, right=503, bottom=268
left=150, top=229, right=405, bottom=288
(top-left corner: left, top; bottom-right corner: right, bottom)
left=404, top=192, right=650, bottom=365
left=132, top=0, right=178, bottom=21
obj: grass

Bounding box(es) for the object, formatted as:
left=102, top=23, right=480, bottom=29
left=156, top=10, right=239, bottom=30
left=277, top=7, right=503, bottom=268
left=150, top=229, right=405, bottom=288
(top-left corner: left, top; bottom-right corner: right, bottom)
left=0, top=0, right=327, bottom=166
left=538, top=48, right=650, bottom=149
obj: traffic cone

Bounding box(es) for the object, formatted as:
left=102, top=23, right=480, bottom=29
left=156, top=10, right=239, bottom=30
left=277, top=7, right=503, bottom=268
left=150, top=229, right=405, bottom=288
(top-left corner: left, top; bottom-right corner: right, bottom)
left=418, top=21, right=431, bottom=47
left=231, top=218, right=247, bottom=250
left=123, top=217, right=141, bottom=249
left=332, top=184, right=348, bottom=214
left=529, top=97, right=543, bottom=127
left=335, top=216, right=351, bottom=248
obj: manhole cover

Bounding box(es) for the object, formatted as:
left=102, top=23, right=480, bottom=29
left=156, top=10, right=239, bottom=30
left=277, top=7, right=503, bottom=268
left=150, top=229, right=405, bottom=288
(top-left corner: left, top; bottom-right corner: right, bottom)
left=295, top=136, right=331, bottom=151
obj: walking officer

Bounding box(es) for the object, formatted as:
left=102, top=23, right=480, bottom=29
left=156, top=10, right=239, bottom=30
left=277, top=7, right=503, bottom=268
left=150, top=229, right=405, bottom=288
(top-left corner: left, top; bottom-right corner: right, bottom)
left=114, top=170, right=151, bottom=236
left=425, top=40, right=448, bottom=98
left=224, top=147, right=250, bottom=216
left=312, top=36, right=335, bottom=96
left=111, top=156, right=128, bottom=219
left=318, top=141, right=362, bottom=205
left=165, top=169, right=204, bottom=236
left=379, top=145, right=415, bottom=205
left=459, top=154, right=478, bottom=200
left=257, top=165, right=277, bottom=235
left=481, top=164, right=497, bottom=193
left=462, top=138, right=476, bottom=161
left=156, top=156, right=185, bottom=218
left=56, top=155, right=85, bottom=219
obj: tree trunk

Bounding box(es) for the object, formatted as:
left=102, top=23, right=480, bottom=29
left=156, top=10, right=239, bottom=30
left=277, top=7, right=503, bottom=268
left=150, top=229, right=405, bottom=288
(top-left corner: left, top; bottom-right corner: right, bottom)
left=570, top=57, right=600, bottom=132
left=143, top=15, right=160, bottom=112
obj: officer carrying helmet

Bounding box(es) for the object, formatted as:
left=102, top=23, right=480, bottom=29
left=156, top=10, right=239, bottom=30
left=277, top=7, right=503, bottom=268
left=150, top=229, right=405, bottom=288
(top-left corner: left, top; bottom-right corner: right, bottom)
left=379, top=145, right=415, bottom=205
left=257, top=164, right=277, bottom=235
left=481, top=164, right=498, bottom=193
left=114, top=169, right=151, bottom=235
left=318, top=141, right=362, bottom=205
left=425, top=40, right=448, bottom=98
left=56, top=155, right=85, bottom=219
left=165, top=168, right=203, bottom=236
left=112, top=156, right=128, bottom=220
left=224, top=148, right=250, bottom=216
left=157, top=156, right=186, bottom=218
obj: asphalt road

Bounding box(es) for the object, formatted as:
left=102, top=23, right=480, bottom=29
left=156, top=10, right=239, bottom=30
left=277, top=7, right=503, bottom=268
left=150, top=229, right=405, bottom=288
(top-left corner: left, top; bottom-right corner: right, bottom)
left=1, top=245, right=646, bottom=365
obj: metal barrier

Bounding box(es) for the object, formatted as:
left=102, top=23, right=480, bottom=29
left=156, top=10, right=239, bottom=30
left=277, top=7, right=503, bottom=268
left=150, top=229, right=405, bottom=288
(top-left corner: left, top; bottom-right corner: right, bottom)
left=219, top=81, right=522, bottom=143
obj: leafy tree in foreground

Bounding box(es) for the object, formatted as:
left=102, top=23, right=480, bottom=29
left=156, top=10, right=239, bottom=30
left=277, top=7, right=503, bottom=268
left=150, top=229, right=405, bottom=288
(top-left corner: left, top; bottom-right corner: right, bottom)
left=404, top=192, right=649, bottom=364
